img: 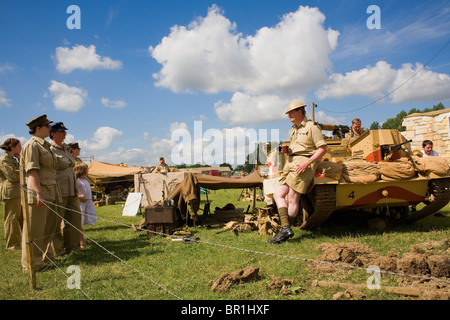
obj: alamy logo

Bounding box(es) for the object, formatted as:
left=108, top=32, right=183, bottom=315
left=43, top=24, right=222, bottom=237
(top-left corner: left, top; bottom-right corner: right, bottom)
left=66, top=265, right=81, bottom=289
left=366, top=265, right=381, bottom=289
left=67, top=5, right=81, bottom=30
left=170, top=121, right=279, bottom=166
left=367, top=5, right=381, bottom=30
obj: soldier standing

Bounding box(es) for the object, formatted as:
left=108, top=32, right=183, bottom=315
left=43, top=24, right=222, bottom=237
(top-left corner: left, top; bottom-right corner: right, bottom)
left=0, top=138, right=23, bottom=250
left=68, top=142, right=83, bottom=163
left=49, top=122, right=82, bottom=254
left=20, top=115, right=60, bottom=272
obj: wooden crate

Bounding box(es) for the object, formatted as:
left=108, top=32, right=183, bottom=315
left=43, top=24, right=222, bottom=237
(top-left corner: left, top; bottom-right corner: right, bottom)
left=145, top=223, right=177, bottom=238
left=145, top=206, right=175, bottom=223
left=144, top=206, right=177, bottom=238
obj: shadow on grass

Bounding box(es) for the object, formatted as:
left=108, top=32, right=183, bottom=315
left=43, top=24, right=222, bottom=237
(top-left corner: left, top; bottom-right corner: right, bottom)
left=61, top=236, right=164, bottom=266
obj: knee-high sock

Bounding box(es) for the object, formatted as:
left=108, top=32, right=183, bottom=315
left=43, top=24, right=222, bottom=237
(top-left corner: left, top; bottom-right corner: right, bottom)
left=278, top=207, right=289, bottom=227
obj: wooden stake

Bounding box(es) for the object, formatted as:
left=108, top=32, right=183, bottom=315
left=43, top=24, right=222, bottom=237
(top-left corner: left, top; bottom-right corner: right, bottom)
left=252, top=187, right=256, bottom=212
left=20, top=167, right=36, bottom=289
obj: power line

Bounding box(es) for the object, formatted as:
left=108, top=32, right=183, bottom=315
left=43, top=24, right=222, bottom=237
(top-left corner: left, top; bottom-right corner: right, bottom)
left=320, top=39, right=450, bottom=114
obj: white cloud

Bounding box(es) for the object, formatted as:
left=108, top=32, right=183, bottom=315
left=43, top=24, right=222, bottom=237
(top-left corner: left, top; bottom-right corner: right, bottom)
left=81, top=127, right=122, bottom=151
left=0, top=88, right=12, bottom=107
left=0, top=132, right=27, bottom=145
left=48, top=80, right=87, bottom=112
left=315, top=61, right=450, bottom=103
left=0, top=63, right=15, bottom=74
left=95, top=147, right=153, bottom=166
left=101, top=97, right=126, bottom=109
left=316, top=61, right=397, bottom=100
left=150, top=5, right=339, bottom=99
left=55, top=45, right=122, bottom=73
left=390, top=63, right=450, bottom=103
left=214, top=92, right=290, bottom=125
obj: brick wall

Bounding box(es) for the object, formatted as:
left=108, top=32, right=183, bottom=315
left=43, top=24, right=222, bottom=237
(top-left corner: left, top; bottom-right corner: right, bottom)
left=402, top=109, right=450, bottom=159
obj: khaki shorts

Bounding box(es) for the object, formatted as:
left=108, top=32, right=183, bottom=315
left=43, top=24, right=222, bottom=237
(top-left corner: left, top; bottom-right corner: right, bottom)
left=277, top=155, right=317, bottom=194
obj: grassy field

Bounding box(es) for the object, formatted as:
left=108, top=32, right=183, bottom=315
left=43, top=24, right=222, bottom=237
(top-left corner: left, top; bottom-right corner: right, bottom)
left=0, top=188, right=449, bottom=301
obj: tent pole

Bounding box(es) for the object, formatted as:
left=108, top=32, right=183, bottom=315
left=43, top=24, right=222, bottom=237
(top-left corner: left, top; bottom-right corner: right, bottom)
left=252, top=187, right=256, bottom=212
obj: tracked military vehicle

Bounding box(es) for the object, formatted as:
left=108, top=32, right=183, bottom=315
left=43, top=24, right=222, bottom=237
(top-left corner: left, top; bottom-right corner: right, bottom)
left=283, top=104, right=450, bottom=230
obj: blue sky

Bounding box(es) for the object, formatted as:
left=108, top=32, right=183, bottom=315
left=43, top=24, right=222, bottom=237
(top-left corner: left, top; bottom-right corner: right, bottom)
left=1, top=0, right=449, bottom=167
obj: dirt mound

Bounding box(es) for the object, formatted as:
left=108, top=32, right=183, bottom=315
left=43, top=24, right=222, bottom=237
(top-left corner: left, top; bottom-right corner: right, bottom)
left=311, top=240, right=450, bottom=299
left=209, top=266, right=259, bottom=291
left=267, top=275, right=298, bottom=295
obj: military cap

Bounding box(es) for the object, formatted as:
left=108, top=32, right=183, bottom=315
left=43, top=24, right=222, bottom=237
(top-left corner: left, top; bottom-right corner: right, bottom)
left=68, top=142, right=80, bottom=150
left=285, top=101, right=307, bottom=114
left=26, top=114, right=53, bottom=129
left=50, top=122, right=69, bottom=134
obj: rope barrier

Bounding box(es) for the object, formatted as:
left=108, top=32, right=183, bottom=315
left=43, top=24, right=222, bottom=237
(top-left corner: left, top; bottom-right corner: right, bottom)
left=31, top=241, right=93, bottom=300
left=18, top=186, right=450, bottom=299
left=21, top=186, right=183, bottom=300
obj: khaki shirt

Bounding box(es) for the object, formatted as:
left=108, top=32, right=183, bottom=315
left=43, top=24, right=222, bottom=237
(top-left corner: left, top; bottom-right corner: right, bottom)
left=288, top=118, right=327, bottom=156
left=50, top=140, right=77, bottom=197
left=0, top=153, right=20, bottom=200
left=346, top=127, right=366, bottom=139
left=21, top=136, right=59, bottom=203
left=155, top=163, right=170, bottom=172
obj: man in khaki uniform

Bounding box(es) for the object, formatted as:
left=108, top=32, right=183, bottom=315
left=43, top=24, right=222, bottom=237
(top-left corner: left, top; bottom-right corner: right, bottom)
left=50, top=123, right=82, bottom=255
left=154, top=157, right=170, bottom=173
left=270, top=101, right=328, bottom=244
left=21, top=114, right=60, bottom=272
left=345, top=118, right=366, bottom=139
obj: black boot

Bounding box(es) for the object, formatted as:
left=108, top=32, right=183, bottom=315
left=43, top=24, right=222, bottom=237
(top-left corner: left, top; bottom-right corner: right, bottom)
left=268, top=226, right=294, bottom=244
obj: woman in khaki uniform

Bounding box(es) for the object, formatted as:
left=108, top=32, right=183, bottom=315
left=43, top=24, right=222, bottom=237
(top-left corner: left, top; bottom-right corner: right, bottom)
left=49, top=122, right=82, bottom=255
left=21, top=114, right=60, bottom=272
left=270, top=101, right=328, bottom=244
left=0, top=138, right=23, bottom=250
left=68, top=142, right=83, bottom=163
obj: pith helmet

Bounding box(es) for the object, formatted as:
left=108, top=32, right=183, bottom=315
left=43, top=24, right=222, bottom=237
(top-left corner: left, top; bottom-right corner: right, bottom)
left=285, top=101, right=307, bottom=114
left=26, top=114, right=53, bottom=129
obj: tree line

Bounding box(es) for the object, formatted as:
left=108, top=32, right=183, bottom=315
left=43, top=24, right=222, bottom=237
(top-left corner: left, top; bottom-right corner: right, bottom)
left=369, top=102, right=445, bottom=131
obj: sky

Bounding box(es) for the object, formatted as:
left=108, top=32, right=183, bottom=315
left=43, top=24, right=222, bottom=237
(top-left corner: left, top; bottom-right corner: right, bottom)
left=1, top=0, right=449, bottom=167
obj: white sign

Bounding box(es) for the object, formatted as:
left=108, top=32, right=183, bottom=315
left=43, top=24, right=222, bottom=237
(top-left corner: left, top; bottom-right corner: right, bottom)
left=122, top=192, right=143, bottom=216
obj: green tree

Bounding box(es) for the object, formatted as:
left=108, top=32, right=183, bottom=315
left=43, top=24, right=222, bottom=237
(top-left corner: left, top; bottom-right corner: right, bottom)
left=219, top=163, right=233, bottom=170
left=382, top=110, right=407, bottom=131
left=369, top=121, right=381, bottom=130
left=379, top=102, right=445, bottom=132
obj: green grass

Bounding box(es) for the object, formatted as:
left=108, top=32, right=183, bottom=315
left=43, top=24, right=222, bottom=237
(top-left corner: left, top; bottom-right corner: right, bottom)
left=1, top=188, right=449, bottom=300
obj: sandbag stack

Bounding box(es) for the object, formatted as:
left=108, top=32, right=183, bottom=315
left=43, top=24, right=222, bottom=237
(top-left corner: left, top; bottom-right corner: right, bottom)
left=342, top=160, right=380, bottom=183
left=318, top=156, right=449, bottom=184
left=377, top=158, right=417, bottom=181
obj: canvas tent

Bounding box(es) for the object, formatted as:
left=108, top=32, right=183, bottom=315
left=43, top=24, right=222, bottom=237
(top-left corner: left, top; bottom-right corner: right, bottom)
left=88, top=161, right=144, bottom=195
left=166, top=171, right=264, bottom=218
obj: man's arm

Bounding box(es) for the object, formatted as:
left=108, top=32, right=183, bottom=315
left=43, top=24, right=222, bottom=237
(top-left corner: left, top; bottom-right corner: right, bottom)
left=295, top=145, right=328, bottom=174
